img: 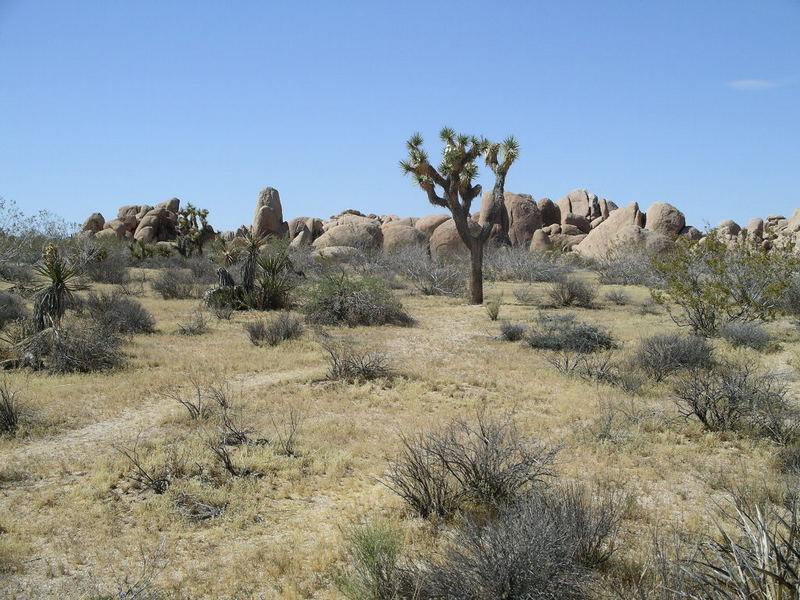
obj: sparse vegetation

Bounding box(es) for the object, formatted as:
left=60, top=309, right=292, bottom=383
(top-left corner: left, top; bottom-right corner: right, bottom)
left=177, top=312, right=207, bottom=336
left=77, top=291, right=155, bottom=334
left=0, top=290, right=26, bottom=329
left=719, top=320, right=771, bottom=351
left=0, top=380, right=23, bottom=435
left=526, top=314, right=616, bottom=353
left=322, top=336, right=392, bottom=382
left=547, top=276, right=597, bottom=308
left=245, top=313, right=303, bottom=347
left=151, top=268, right=200, bottom=299
left=499, top=321, right=526, bottom=342
left=632, top=333, right=714, bottom=382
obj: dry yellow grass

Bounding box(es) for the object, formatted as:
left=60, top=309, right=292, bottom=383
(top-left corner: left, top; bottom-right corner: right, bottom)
left=0, top=271, right=795, bottom=598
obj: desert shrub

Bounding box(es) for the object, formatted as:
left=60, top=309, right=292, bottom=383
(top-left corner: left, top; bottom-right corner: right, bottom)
left=499, top=321, right=526, bottom=342
left=595, top=247, right=662, bottom=287
left=719, top=320, right=771, bottom=351
left=632, top=333, right=714, bottom=382
left=47, top=322, right=124, bottom=373
left=547, top=277, right=597, bottom=308
left=782, top=274, right=800, bottom=319
left=305, top=273, right=412, bottom=327
left=0, top=262, right=33, bottom=284
left=0, top=290, right=26, bottom=329
left=337, top=520, right=404, bottom=600
left=388, top=246, right=465, bottom=296
left=682, top=501, right=800, bottom=599
left=322, top=337, right=392, bottom=382
left=245, top=313, right=303, bottom=347
left=652, top=232, right=797, bottom=335
left=81, top=246, right=130, bottom=284
left=185, top=256, right=218, bottom=284
left=485, top=247, right=573, bottom=283
left=151, top=268, right=199, bottom=299
left=177, top=312, right=207, bottom=336
left=512, top=286, right=537, bottom=304
left=485, top=297, right=501, bottom=321
left=413, top=484, right=625, bottom=600
left=382, top=412, right=559, bottom=519
left=604, top=288, right=630, bottom=306
left=674, top=361, right=798, bottom=443
left=526, top=315, right=615, bottom=354
left=0, top=380, right=23, bottom=435
left=77, top=292, right=155, bottom=334
left=576, top=354, right=647, bottom=394
left=209, top=303, right=234, bottom=320
left=238, top=245, right=299, bottom=310
left=777, top=444, right=800, bottom=475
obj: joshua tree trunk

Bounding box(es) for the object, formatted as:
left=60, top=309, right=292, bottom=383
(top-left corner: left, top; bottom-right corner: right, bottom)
left=469, top=239, right=484, bottom=304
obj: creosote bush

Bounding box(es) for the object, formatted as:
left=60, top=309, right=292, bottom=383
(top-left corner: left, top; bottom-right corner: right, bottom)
left=547, top=276, right=597, bottom=308
left=47, top=322, right=124, bottom=373
left=76, top=291, right=155, bottom=334
left=499, top=321, right=526, bottom=342
left=389, top=246, right=466, bottom=296
left=382, top=412, right=559, bottom=519
left=245, top=313, right=303, bottom=347
left=322, top=337, right=392, bottom=382
left=595, top=246, right=662, bottom=287
left=719, top=320, right=771, bottom=351
left=632, top=333, right=714, bottom=382
left=604, top=288, right=630, bottom=306
left=526, top=314, right=616, bottom=354
left=674, top=361, right=798, bottom=443
left=177, top=312, right=207, bottom=336
left=80, top=245, right=130, bottom=284
left=410, top=484, right=626, bottom=600
left=305, top=273, right=412, bottom=327
left=0, top=290, right=26, bottom=329
left=485, top=297, right=501, bottom=321
left=151, top=268, right=199, bottom=300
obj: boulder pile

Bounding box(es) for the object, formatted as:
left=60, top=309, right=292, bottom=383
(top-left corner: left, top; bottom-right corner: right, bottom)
left=94, top=185, right=800, bottom=260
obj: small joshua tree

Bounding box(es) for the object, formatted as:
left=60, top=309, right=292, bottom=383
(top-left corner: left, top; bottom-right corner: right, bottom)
left=400, top=127, right=519, bottom=304
left=33, top=243, right=79, bottom=330
left=173, top=203, right=212, bottom=257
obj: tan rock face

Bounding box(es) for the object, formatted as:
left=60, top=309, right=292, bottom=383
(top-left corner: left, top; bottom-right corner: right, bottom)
left=573, top=202, right=643, bottom=259
left=478, top=190, right=542, bottom=248
left=133, top=207, right=178, bottom=243
left=429, top=218, right=480, bottom=258
left=529, top=229, right=552, bottom=252
left=382, top=224, right=428, bottom=252
left=645, top=202, right=685, bottom=235
left=537, top=198, right=560, bottom=226
left=414, top=214, right=451, bottom=238
left=562, top=212, right=591, bottom=234
left=82, top=213, right=105, bottom=233
left=252, top=187, right=288, bottom=238
left=717, top=219, right=741, bottom=237
left=312, top=221, right=383, bottom=250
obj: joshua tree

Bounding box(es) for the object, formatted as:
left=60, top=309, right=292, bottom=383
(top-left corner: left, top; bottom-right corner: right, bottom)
left=173, top=203, right=212, bottom=257
left=400, top=127, right=519, bottom=304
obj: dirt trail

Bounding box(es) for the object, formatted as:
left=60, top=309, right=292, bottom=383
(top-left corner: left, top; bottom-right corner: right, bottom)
left=3, top=366, right=321, bottom=469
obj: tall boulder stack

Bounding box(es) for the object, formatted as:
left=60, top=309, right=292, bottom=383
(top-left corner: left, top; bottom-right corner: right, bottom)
left=478, top=191, right=542, bottom=248
left=134, top=205, right=179, bottom=243
left=252, top=187, right=288, bottom=238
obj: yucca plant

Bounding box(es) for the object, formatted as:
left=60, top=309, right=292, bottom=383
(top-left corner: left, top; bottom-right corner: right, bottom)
left=33, top=243, right=79, bottom=330
left=236, top=229, right=268, bottom=291
left=683, top=502, right=800, bottom=599
left=252, top=247, right=294, bottom=310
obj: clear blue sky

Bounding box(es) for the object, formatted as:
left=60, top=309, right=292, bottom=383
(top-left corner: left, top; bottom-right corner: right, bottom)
left=1, top=1, right=798, bottom=231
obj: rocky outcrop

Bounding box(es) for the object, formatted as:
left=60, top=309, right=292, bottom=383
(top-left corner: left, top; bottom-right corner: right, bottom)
left=573, top=202, right=644, bottom=259
left=645, top=202, right=685, bottom=236
left=415, top=214, right=451, bottom=238
left=478, top=191, right=543, bottom=249
left=537, top=198, right=560, bottom=226
left=429, top=218, right=480, bottom=258
left=81, top=213, right=105, bottom=233
left=134, top=207, right=178, bottom=243
left=312, top=217, right=383, bottom=250
left=382, top=223, right=428, bottom=252
left=252, top=187, right=288, bottom=238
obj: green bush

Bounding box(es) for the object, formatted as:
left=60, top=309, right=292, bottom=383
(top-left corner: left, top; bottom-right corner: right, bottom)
left=652, top=232, right=797, bottom=335
left=525, top=314, right=615, bottom=354
left=337, top=520, right=404, bottom=600
left=305, top=273, right=412, bottom=327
